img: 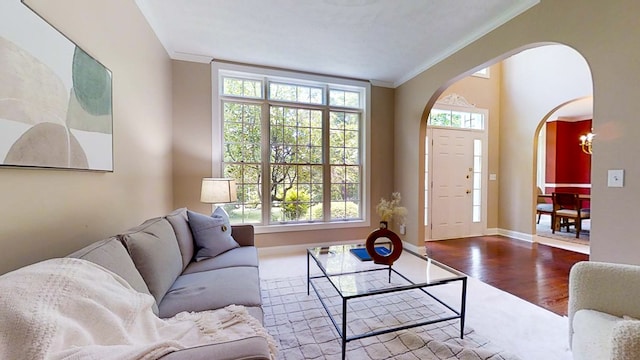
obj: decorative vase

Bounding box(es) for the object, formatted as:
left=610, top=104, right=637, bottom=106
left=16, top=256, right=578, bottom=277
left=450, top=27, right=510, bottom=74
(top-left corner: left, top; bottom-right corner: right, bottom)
left=365, top=225, right=403, bottom=266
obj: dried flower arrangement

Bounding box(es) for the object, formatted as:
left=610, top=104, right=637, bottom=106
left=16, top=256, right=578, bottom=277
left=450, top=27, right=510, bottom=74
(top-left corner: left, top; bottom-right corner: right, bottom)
left=375, top=192, right=407, bottom=224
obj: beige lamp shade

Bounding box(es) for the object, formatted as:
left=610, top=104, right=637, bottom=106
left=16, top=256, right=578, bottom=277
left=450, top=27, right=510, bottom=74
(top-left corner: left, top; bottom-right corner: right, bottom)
left=200, top=178, right=238, bottom=203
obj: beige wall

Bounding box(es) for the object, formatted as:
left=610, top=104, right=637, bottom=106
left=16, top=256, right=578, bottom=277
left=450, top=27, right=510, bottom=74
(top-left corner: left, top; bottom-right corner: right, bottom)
left=171, top=61, right=396, bottom=247
left=435, top=63, right=502, bottom=230
left=172, top=61, right=212, bottom=215
left=0, top=0, right=174, bottom=274
left=396, top=0, right=640, bottom=265
left=500, top=45, right=592, bottom=235
left=7, top=0, right=634, bottom=275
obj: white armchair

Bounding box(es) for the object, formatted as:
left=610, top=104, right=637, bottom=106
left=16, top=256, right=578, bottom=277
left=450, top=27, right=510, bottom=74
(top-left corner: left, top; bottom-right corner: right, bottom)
left=569, top=261, right=640, bottom=360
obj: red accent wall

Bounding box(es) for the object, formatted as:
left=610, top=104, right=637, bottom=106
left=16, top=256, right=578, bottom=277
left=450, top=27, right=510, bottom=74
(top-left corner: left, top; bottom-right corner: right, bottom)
left=545, top=119, right=591, bottom=203
left=545, top=121, right=557, bottom=185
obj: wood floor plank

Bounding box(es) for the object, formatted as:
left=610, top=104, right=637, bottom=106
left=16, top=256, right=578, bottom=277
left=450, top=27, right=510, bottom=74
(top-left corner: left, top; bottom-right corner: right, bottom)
left=425, top=235, right=589, bottom=316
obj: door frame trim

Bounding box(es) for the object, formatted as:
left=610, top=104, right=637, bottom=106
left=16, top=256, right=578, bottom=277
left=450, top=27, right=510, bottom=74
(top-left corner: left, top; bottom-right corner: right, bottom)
left=425, top=107, right=489, bottom=240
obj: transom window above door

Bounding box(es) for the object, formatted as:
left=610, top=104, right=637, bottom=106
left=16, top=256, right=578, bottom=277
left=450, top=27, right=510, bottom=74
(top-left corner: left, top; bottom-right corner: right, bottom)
left=428, top=108, right=485, bottom=130
left=427, top=93, right=485, bottom=130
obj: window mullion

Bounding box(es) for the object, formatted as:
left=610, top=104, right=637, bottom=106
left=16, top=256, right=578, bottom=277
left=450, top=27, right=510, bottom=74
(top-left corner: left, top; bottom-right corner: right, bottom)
left=322, top=85, right=331, bottom=221
left=261, top=79, right=271, bottom=225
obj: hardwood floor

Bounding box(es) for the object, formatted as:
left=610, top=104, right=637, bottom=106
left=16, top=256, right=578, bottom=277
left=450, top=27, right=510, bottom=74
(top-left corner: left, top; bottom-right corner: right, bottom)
left=425, top=235, right=589, bottom=316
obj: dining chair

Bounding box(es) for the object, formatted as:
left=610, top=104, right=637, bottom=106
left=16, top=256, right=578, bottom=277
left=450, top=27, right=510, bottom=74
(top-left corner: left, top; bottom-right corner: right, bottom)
left=552, top=192, right=590, bottom=238
left=536, top=187, right=553, bottom=224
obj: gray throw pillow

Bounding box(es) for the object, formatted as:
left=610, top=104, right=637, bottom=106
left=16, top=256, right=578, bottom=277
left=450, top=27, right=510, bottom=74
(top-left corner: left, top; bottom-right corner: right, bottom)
left=212, top=206, right=233, bottom=237
left=187, top=210, right=239, bottom=261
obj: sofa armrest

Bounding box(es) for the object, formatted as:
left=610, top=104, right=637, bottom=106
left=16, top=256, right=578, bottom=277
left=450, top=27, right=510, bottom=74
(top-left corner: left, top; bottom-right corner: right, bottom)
left=159, top=336, right=272, bottom=360
left=569, top=261, right=640, bottom=343
left=231, top=224, right=255, bottom=247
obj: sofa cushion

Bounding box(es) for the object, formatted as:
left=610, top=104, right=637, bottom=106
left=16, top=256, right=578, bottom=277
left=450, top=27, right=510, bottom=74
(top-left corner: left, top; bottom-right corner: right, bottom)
left=67, top=237, right=159, bottom=315
left=119, top=217, right=183, bottom=305
left=245, top=306, right=265, bottom=325
left=572, top=309, right=620, bottom=360
left=187, top=210, right=239, bottom=261
left=182, top=247, right=259, bottom=275
left=165, top=208, right=195, bottom=270
left=158, top=266, right=261, bottom=318
left=158, top=335, right=271, bottom=360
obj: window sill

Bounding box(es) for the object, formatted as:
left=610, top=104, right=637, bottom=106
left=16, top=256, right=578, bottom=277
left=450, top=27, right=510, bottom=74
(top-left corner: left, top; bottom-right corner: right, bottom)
left=252, top=219, right=369, bottom=234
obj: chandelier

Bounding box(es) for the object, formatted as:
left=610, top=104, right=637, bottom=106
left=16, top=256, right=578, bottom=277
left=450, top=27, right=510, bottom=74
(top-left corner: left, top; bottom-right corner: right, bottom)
left=579, top=131, right=594, bottom=155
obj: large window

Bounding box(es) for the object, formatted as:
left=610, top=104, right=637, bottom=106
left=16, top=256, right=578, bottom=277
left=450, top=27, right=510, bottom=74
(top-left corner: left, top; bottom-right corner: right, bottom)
left=214, top=63, right=369, bottom=228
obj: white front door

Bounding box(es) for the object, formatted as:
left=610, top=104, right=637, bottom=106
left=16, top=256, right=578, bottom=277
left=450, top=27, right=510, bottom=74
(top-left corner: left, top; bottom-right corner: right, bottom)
left=428, top=128, right=485, bottom=240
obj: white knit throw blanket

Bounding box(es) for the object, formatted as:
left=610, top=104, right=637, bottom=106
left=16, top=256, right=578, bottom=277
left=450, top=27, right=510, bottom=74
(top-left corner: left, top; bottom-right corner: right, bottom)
left=0, top=258, right=277, bottom=360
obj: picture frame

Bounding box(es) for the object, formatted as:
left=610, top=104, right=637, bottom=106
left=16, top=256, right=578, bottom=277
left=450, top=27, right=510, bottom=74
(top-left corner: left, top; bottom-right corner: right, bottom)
left=0, top=1, right=113, bottom=171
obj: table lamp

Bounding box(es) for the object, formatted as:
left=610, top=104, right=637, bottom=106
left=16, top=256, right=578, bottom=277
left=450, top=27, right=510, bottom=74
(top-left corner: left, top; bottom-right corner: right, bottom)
left=200, top=178, right=237, bottom=217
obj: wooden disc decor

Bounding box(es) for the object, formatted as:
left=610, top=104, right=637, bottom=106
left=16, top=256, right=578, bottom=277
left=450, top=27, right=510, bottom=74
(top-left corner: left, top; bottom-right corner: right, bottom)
left=365, top=228, right=403, bottom=266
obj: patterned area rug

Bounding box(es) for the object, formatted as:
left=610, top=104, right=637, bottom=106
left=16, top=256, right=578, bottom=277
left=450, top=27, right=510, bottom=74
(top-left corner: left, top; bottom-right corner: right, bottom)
left=536, top=216, right=589, bottom=245
left=261, top=275, right=520, bottom=360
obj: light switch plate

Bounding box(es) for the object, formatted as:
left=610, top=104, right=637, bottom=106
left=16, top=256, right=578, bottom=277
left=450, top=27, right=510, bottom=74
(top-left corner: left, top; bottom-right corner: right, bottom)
left=608, top=169, right=624, bottom=187
left=489, top=173, right=497, bottom=181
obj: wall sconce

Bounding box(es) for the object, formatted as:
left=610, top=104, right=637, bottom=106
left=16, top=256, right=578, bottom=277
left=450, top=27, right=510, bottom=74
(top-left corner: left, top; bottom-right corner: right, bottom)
left=579, top=131, right=595, bottom=155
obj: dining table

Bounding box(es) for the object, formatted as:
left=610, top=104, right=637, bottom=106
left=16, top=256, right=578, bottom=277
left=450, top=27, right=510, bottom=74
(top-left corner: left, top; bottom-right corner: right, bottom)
left=538, top=193, right=590, bottom=201
left=538, top=193, right=591, bottom=232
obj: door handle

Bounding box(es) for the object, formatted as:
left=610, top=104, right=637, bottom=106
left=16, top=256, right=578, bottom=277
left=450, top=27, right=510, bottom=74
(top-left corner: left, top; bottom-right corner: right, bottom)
left=466, top=190, right=471, bottom=194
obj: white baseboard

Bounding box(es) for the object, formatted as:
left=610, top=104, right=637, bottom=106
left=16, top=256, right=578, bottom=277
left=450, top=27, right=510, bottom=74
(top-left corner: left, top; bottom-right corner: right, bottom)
left=402, top=241, right=426, bottom=256
left=257, top=229, right=534, bottom=258
left=485, top=228, right=499, bottom=235
left=257, top=238, right=363, bottom=257
left=257, top=238, right=426, bottom=257
left=497, top=228, right=533, bottom=243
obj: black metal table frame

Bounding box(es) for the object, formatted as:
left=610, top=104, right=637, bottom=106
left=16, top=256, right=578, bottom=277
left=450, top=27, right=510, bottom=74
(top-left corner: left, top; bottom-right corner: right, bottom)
left=306, top=247, right=467, bottom=360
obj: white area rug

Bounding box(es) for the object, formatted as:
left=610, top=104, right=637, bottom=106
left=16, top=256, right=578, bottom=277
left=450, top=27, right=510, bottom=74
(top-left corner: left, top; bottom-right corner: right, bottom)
left=431, top=277, right=573, bottom=360
left=262, top=276, right=521, bottom=359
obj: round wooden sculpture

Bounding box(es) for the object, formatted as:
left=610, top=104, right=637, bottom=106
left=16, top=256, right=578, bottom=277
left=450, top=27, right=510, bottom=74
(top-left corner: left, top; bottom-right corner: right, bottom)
left=365, top=228, right=403, bottom=265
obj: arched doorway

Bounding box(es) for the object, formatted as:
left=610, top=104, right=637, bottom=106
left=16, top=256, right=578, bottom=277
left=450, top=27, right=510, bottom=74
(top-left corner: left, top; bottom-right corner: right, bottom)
left=422, top=44, right=593, bottom=246
left=534, top=97, right=592, bottom=254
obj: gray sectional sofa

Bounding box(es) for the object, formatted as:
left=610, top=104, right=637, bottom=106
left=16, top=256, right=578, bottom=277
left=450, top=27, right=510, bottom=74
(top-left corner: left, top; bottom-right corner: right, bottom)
left=68, top=207, right=271, bottom=360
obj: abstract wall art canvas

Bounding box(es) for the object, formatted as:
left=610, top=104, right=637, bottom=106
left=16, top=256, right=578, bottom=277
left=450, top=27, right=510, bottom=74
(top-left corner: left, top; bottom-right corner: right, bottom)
left=0, top=1, right=113, bottom=171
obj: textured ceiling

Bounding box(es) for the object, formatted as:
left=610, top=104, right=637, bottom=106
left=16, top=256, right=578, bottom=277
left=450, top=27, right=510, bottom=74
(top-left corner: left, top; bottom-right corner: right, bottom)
left=135, top=0, right=538, bottom=87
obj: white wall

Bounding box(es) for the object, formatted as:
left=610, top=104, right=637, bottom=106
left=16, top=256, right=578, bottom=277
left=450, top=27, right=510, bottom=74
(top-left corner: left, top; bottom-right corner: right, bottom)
left=500, top=45, right=592, bottom=234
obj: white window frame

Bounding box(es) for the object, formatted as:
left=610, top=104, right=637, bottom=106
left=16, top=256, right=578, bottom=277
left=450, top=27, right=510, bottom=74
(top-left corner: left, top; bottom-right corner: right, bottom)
left=472, top=67, right=490, bottom=79
left=212, top=61, right=371, bottom=234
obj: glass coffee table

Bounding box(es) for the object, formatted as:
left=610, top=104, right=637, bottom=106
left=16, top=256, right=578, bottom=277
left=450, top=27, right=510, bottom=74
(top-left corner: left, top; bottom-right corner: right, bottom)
left=307, top=243, right=467, bottom=360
